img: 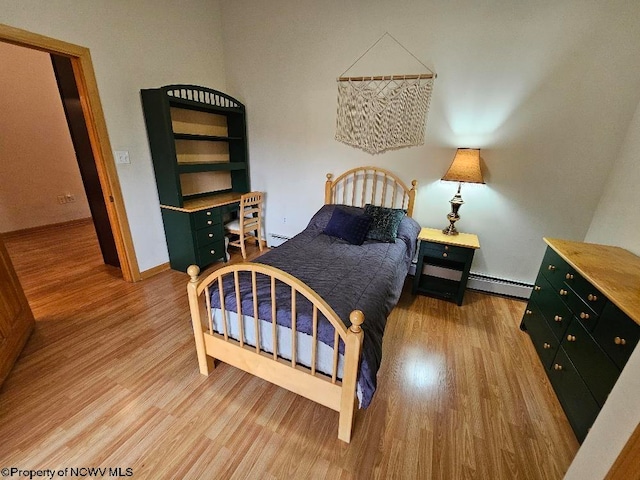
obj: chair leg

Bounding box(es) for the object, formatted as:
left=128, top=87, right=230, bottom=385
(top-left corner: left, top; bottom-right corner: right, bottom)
left=257, top=224, right=264, bottom=252
left=240, top=233, right=247, bottom=259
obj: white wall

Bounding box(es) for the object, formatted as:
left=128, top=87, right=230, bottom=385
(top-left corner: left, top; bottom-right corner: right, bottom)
left=585, top=99, right=640, bottom=256
left=0, top=42, right=91, bottom=232
left=219, top=0, right=640, bottom=284
left=564, top=95, right=640, bottom=479
left=0, top=0, right=227, bottom=271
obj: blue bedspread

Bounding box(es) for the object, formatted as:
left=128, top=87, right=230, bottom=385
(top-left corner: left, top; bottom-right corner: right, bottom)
left=210, top=204, right=420, bottom=407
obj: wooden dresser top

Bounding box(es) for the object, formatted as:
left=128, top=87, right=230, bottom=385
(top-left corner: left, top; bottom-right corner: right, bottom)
left=544, top=238, right=640, bottom=325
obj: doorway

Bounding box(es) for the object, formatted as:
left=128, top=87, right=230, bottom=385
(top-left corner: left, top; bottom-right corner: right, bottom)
left=0, top=23, right=139, bottom=282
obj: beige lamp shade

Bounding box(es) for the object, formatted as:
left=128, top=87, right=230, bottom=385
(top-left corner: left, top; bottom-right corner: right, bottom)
left=441, top=148, right=484, bottom=184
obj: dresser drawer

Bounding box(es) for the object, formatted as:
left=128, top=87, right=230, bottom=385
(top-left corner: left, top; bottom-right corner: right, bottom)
left=523, top=300, right=559, bottom=368
left=195, top=224, right=225, bottom=247
left=562, top=318, right=620, bottom=406
left=421, top=241, right=472, bottom=264
left=541, top=247, right=571, bottom=291
left=564, top=271, right=606, bottom=315
left=197, top=240, right=225, bottom=265
left=533, top=274, right=573, bottom=340
left=193, top=208, right=222, bottom=230
left=548, top=347, right=600, bottom=443
left=561, top=285, right=600, bottom=331
left=592, top=303, right=640, bottom=370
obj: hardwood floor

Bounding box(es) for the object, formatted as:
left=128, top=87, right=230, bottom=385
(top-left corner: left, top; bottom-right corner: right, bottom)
left=0, top=221, right=579, bottom=479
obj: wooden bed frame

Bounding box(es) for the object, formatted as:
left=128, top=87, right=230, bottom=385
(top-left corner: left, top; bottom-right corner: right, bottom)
left=187, top=166, right=417, bottom=442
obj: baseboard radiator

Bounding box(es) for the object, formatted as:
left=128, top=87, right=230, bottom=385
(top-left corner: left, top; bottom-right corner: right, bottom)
left=467, top=273, right=532, bottom=299
left=269, top=233, right=291, bottom=247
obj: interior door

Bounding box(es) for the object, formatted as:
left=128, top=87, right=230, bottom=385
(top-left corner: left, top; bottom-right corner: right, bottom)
left=50, top=53, right=120, bottom=268
left=0, top=235, right=35, bottom=386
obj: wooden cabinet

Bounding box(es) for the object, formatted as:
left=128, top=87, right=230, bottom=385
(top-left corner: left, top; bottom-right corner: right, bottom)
left=412, top=228, right=480, bottom=305
left=521, top=238, right=640, bottom=442
left=141, top=85, right=250, bottom=272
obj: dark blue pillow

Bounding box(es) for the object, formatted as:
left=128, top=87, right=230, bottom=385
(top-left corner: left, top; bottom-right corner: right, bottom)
left=364, top=204, right=406, bottom=242
left=323, top=208, right=373, bottom=245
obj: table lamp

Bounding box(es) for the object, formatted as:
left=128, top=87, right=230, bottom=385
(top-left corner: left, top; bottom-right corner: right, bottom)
left=441, top=148, right=484, bottom=235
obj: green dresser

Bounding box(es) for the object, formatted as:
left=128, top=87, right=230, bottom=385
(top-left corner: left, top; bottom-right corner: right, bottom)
left=141, top=85, right=250, bottom=272
left=521, top=238, right=640, bottom=442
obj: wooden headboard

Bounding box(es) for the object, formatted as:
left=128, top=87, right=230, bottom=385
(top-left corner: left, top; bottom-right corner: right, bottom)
left=324, top=166, right=417, bottom=218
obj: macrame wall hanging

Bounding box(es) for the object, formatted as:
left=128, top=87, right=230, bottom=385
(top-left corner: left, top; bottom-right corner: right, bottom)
left=335, top=32, right=436, bottom=155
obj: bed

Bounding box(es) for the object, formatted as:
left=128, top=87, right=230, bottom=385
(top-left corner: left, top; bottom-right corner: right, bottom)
left=187, top=166, right=419, bottom=442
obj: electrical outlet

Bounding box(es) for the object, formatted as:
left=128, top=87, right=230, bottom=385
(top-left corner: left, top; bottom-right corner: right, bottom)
left=283, top=217, right=287, bottom=224
left=114, top=150, right=130, bottom=164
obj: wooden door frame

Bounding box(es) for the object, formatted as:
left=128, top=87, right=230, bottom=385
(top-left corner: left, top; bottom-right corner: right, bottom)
left=0, top=23, right=140, bottom=281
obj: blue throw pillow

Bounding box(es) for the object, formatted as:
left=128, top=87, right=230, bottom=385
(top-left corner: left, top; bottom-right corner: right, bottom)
left=364, top=204, right=406, bottom=242
left=323, top=208, right=373, bottom=245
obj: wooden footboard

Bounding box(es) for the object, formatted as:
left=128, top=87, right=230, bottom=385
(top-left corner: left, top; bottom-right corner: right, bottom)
left=186, top=263, right=364, bottom=443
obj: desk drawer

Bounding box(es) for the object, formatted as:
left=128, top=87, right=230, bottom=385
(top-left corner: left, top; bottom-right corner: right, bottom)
left=592, top=303, right=640, bottom=370
left=198, top=240, right=225, bottom=265
left=421, top=241, right=472, bottom=263
left=195, top=224, right=225, bottom=247
left=193, top=208, right=222, bottom=230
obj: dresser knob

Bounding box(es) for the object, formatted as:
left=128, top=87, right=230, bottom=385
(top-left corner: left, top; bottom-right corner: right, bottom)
left=534, top=285, right=541, bottom=292
left=207, top=220, right=213, bottom=225
left=208, top=233, right=213, bottom=238
left=559, top=289, right=568, bottom=296
left=587, top=293, right=598, bottom=302
left=565, top=273, right=574, bottom=280
left=554, top=315, right=563, bottom=322
left=206, top=211, right=212, bottom=216
left=580, top=312, right=590, bottom=320
left=444, top=245, right=449, bottom=250
left=614, top=337, right=627, bottom=346
left=210, top=249, right=215, bottom=254
left=567, top=335, right=576, bottom=342
left=525, top=309, right=533, bottom=315
left=553, top=364, right=563, bottom=371
left=543, top=343, right=551, bottom=349
left=548, top=265, right=556, bottom=271
left=442, top=252, right=448, bottom=258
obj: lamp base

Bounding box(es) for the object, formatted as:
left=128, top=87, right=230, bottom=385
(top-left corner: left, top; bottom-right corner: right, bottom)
left=443, top=182, right=464, bottom=236
left=442, top=223, right=459, bottom=236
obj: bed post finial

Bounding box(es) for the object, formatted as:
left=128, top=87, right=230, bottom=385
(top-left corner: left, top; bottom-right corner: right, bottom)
left=349, top=310, right=364, bottom=333
left=325, top=173, right=334, bottom=205
left=187, top=265, right=200, bottom=283
left=407, top=180, right=418, bottom=218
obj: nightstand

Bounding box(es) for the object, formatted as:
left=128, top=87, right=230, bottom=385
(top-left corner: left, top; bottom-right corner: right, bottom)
left=412, top=227, right=480, bottom=305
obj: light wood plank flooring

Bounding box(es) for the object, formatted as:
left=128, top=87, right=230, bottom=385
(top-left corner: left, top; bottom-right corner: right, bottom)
left=0, top=221, right=579, bottom=479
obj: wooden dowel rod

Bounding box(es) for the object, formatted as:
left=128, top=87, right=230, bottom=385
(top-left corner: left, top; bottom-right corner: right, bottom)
left=337, top=73, right=435, bottom=82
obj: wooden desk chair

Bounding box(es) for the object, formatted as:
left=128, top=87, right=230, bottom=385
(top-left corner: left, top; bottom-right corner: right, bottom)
left=225, top=191, right=264, bottom=259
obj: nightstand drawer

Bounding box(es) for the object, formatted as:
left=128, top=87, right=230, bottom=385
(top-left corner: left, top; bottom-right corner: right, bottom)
left=420, top=241, right=472, bottom=263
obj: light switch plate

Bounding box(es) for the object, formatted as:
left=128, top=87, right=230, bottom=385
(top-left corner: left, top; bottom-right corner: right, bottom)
left=114, top=150, right=130, bottom=164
